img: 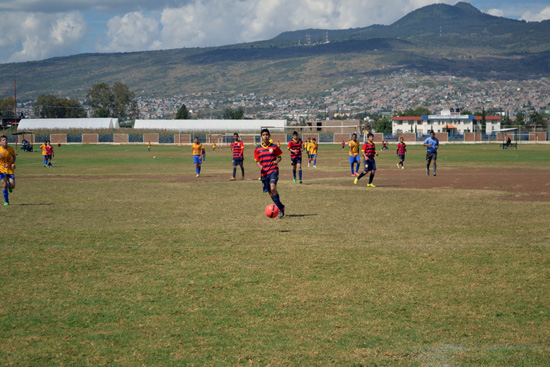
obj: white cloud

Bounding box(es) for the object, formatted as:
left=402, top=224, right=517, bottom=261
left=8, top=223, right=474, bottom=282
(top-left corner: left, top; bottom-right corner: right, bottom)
left=97, top=11, right=161, bottom=52
left=487, top=8, right=504, bottom=17
left=521, top=6, right=550, bottom=22
left=0, top=11, right=88, bottom=63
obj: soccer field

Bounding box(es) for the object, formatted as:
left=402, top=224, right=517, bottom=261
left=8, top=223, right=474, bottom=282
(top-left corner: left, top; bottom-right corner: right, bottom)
left=2, top=143, right=550, bottom=366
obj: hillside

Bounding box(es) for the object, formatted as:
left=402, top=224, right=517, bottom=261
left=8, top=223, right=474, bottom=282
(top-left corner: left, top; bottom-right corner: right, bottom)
left=1, top=2, right=549, bottom=100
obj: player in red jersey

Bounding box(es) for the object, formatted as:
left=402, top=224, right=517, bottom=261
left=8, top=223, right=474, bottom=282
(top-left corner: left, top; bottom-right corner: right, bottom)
left=254, top=128, right=285, bottom=218
left=230, top=132, right=245, bottom=181
left=396, top=136, right=407, bottom=169
left=354, top=133, right=378, bottom=187
left=287, top=131, right=303, bottom=184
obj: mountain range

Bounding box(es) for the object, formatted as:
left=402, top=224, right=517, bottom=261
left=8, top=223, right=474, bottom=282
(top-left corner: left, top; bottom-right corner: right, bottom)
left=1, top=2, right=549, bottom=100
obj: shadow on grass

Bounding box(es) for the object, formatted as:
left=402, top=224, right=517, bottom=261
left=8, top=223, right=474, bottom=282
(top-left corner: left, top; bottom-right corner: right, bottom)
left=285, top=214, right=317, bottom=218
left=16, top=203, right=55, bottom=206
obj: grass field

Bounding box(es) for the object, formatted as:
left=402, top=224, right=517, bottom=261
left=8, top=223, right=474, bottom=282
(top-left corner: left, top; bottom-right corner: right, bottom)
left=1, top=143, right=549, bottom=366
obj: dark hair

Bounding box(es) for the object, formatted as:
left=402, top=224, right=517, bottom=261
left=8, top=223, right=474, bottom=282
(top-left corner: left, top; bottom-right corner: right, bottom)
left=0, top=135, right=7, bottom=140
left=352, top=133, right=357, bottom=138
left=292, top=131, right=298, bottom=135
left=261, top=128, right=270, bottom=136
left=430, top=130, right=435, bottom=134
left=367, top=133, right=374, bottom=138
left=233, top=132, right=238, bottom=136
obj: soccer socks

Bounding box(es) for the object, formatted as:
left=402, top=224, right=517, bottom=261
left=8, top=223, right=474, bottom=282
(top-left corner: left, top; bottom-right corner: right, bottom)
left=350, top=164, right=354, bottom=174
left=232, top=168, right=237, bottom=178
left=369, top=173, right=375, bottom=184
left=314, top=158, right=317, bottom=166
left=3, top=189, right=8, bottom=204
left=272, top=194, right=284, bottom=211
left=299, top=170, right=302, bottom=180
left=357, top=171, right=366, bottom=180
left=241, top=166, right=245, bottom=177
left=195, top=166, right=200, bottom=175
left=433, top=163, right=437, bottom=175
left=355, top=164, right=359, bottom=174
left=293, top=169, right=296, bottom=179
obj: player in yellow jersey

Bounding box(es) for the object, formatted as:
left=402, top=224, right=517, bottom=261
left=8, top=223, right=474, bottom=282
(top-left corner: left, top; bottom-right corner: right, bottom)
left=192, top=136, right=205, bottom=177
left=40, top=139, right=48, bottom=167
left=349, top=133, right=361, bottom=176
left=1, top=135, right=16, bottom=206
left=308, top=138, right=318, bottom=168
left=147, top=142, right=151, bottom=152
left=305, top=138, right=311, bottom=166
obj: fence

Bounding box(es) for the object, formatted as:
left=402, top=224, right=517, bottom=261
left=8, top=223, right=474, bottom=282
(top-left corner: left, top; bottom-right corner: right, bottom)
left=5, top=130, right=550, bottom=145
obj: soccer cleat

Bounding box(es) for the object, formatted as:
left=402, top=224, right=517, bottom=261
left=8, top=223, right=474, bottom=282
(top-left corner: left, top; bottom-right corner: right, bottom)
left=278, top=207, right=285, bottom=219
left=396, top=163, right=400, bottom=168
left=308, top=163, right=310, bottom=167
left=8, top=187, right=13, bottom=193
left=3, top=202, right=8, bottom=206
left=433, top=173, right=437, bottom=176
left=313, top=165, right=316, bottom=168
left=299, top=180, right=302, bottom=184
left=367, top=183, right=376, bottom=188
left=426, top=169, right=429, bottom=176
left=229, top=177, right=236, bottom=181
left=293, top=177, right=296, bottom=183
left=258, top=177, right=261, bottom=181
left=354, top=177, right=359, bottom=185
left=196, top=174, right=200, bottom=178
left=401, top=166, right=404, bottom=169
left=351, top=174, right=356, bottom=177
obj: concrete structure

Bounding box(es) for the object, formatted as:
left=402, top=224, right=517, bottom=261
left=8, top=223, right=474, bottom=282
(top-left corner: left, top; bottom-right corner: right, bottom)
left=392, top=111, right=502, bottom=135
left=133, top=119, right=285, bottom=132
left=18, top=118, right=120, bottom=130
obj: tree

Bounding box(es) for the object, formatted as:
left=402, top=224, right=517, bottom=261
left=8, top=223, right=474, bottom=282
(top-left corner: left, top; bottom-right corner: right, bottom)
left=0, top=97, right=15, bottom=119
left=86, top=82, right=139, bottom=120
left=34, top=95, right=86, bottom=118
left=374, top=117, right=392, bottom=133
left=529, top=111, right=546, bottom=126
left=400, top=107, right=431, bottom=116
left=223, top=107, right=244, bottom=119
left=515, top=111, right=525, bottom=126
left=176, top=104, right=190, bottom=119
left=460, top=110, right=473, bottom=115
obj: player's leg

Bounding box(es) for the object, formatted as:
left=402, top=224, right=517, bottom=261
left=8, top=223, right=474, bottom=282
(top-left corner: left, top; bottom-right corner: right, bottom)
left=292, top=160, right=297, bottom=182
left=8, top=175, right=15, bottom=192
left=426, top=154, right=431, bottom=175
left=240, top=161, right=244, bottom=179
left=313, top=154, right=317, bottom=167
left=432, top=157, right=437, bottom=176
left=297, top=161, right=302, bottom=183
left=1, top=175, right=8, bottom=205
left=232, top=159, right=237, bottom=180
left=349, top=155, right=355, bottom=176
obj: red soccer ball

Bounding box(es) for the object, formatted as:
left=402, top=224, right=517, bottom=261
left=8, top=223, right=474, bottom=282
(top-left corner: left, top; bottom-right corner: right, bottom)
left=265, top=204, right=280, bottom=218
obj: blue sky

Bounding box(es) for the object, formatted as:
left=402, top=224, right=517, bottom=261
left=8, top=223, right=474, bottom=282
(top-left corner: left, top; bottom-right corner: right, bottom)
left=0, top=0, right=549, bottom=64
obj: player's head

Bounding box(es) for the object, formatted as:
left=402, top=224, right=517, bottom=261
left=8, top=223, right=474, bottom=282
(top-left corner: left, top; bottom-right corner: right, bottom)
left=312, top=138, right=316, bottom=142
left=261, top=129, right=270, bottom=143
left=0, top=135, right=7, bottom=147
left=400, top=136, right=404, bottom=142
left=292, top=131, right=298, bottom=139
left=233, top=132, right=239, bottom=140
left=352, top=133, right=357, bottom=140
left=194, top=136, right=199, bottom=143
left=430, top=131, right=435, bottom=137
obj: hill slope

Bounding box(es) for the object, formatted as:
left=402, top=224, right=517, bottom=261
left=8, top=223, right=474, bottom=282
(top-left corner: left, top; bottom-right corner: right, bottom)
left=1, top=2, right=549, bottom=100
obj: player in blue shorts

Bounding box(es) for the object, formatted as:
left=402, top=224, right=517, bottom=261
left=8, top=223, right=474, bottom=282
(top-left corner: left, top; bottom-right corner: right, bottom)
left=254, top=129, right=285, bottom=218
left=1, top=135, right=16, bottom=206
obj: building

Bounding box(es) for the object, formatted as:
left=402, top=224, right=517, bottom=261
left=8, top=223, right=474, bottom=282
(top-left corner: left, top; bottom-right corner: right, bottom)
left=392, top=110, right=502, bottom=135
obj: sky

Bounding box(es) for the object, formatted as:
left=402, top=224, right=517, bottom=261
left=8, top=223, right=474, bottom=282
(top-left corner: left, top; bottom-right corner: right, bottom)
left=0, top=0, right=549, bottom=64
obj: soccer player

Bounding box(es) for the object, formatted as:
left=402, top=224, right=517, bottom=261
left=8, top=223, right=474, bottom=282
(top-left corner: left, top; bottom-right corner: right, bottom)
left=254, top=128, right=285, bottom=218
left=423, top=131, right=439, bottom=176
left=288, top=131, right=303, bottom=183
left=305, top=138, right=311, bottom=166
left=341, top=140, right=345, bottom=150
left=349, top=133, right=360, bottom=176
left=192, top=136, right=204, bottom=177
left=396, top=136, right=407, bottom=169
left=309, top=138, right=318, bottom=168
left=212, top=141, right=217, bottom=151
left=147, top=142, right=151, bottom=152
left=354, top=133, right=378, bottom=187
left=45, top=141, right=54, bottom=167
left=0, top=135, right=16, bottom=206
left=230, top=132, right=245, bottom=181
left=40, top=139, right=48, bottom=167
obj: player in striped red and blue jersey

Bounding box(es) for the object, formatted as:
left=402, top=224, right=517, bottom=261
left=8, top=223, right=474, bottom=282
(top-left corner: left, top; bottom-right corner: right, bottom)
left=354, top=133, right=378, bottom=187
left=230, top=132, right=245, bottom=181
left=254, top=129, right=285, bottom=218
left=396, top=136, right=407, bottom=169
left=287, top=131, right=303, bottom=184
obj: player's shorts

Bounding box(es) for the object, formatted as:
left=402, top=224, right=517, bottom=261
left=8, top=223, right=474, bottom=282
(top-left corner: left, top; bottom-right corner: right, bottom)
left=261, top=171, right=279, bottom=193
left=0, top=173, right=15, bottom=180
left=426, top=152, right=437, bottom=161
left=46, top=155, right=52, bottom=160
left=349, top=155, right=360, bottom=164
left=193, top=155, right=202, bottom=164
left=291, top=157, right=302, bottom=166
left=232, top=157, right=244, bottom=166
left=364, top=157, right=376, bottom=171
left=399, top=154, right=405, bottom=161
left=310, top=154, right=317, bottom=159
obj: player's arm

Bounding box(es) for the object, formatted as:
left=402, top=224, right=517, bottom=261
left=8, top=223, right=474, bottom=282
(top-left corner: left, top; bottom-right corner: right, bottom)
left=240, top=144, right=244, bottom=157
left=11, top=150, right=16, bottom=170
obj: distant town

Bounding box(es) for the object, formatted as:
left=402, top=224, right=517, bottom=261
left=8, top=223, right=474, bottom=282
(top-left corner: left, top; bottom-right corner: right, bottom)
left=14, top=69, right=550, bottom=124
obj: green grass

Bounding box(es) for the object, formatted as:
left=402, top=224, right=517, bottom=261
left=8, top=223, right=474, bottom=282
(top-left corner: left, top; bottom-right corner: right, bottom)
left=1, top=144, right=549, bottom=366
